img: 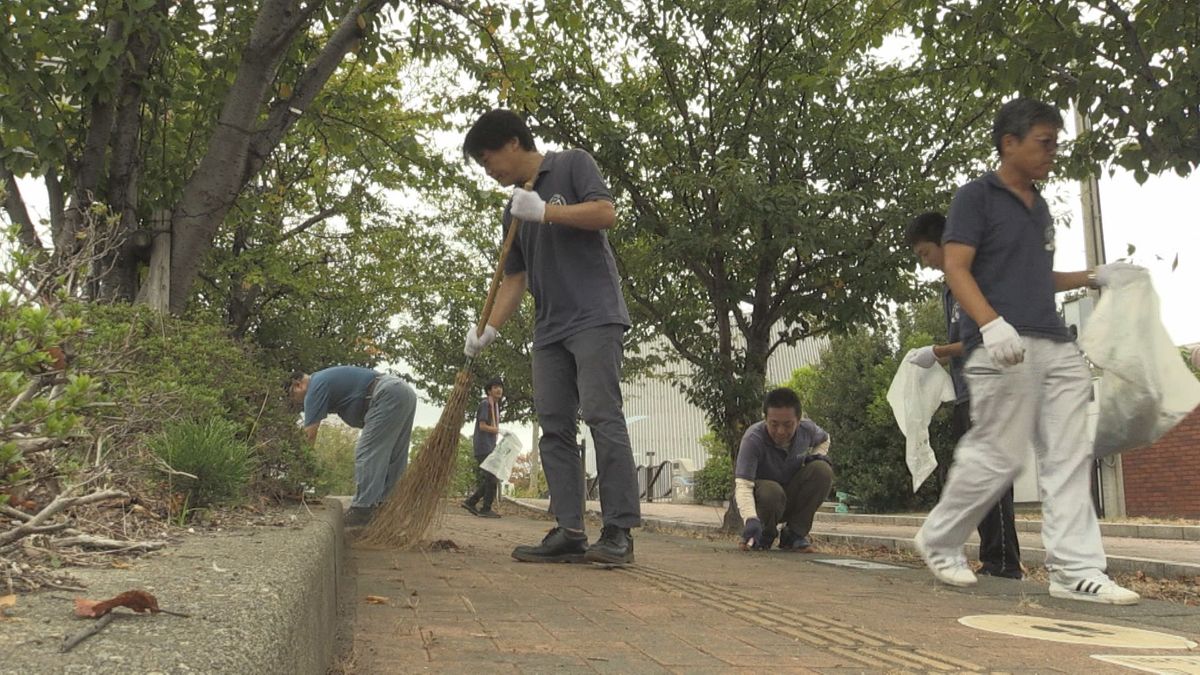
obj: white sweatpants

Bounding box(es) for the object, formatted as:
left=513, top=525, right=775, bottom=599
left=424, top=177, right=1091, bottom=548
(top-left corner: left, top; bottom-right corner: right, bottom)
left=917, top=337, right=1107, bottom=583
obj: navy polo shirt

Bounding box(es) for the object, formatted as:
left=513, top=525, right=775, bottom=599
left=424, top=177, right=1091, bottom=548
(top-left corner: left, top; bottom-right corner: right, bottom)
left=943, top=171, right=1071, bottom=353
left=502, top=149, right=631, bottom=349
left=735, top=419, right=830, bottom=485
left=472, top=397, right=501, bottom=460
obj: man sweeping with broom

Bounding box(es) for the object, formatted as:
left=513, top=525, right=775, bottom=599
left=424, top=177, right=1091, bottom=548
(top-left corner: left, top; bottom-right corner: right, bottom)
left=462, top=109, right=641, bottom=565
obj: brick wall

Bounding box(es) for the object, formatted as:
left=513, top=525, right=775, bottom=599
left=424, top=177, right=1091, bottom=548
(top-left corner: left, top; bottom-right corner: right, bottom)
left=1121, top=405, right=1200, bottom=519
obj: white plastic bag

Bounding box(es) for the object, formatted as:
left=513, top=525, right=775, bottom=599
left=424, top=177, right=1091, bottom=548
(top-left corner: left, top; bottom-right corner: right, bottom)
left=887, top=352, right=957, bottom=492
left=1078, top=270, right=1200, bottom=457
left=480, top=429, right=523, bottom=482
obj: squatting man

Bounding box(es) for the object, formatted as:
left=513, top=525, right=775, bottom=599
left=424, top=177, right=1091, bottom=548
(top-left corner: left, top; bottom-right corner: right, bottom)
left=737, top=387, right=835, bottom=552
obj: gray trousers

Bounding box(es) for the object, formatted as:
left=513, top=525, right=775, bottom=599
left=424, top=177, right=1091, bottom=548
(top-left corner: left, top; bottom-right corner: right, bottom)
left=533, top=324, right=641, bottom=530
left=352, top=375, right=417, bottom=507
left=917, top=338, right=1107, bottom=583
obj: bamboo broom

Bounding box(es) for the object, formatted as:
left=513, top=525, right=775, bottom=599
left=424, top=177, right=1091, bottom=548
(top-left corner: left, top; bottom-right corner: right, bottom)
left=361, top=196, right=527, bottom=548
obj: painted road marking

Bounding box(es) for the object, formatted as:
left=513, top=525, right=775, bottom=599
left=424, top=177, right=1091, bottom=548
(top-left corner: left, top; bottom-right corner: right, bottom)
left=1091, top=654, right=1200, bottom=674
left=959, top=615, right=1198, bottom=649
left=812, top=558, right=906, bottom=570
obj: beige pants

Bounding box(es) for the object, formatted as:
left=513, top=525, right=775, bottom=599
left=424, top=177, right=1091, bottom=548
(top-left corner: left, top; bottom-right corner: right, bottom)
left=918, top=338, right=1107, bottom=583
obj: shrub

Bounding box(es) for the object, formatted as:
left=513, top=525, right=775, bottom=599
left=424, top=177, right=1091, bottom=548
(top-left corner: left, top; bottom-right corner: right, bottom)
left=69, top=303, right=316, bottom=500
left=0, top=277, right=97, bottom=506
left=310, top=424, right=358, bottom=497
left=693, top=432, right=732, bottom=503
left=149, top=419, right=252, bottom=509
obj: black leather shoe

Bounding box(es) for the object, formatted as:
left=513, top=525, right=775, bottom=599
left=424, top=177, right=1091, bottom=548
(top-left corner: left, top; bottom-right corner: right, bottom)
left=477, top=509, right=501, bottom=519
left=345, top=506, right=375, bottom=528
left=460, top=501, right=479, bottom=516
left=585, top=524, right=634, bottom=565
left=512, top=528, right=589, bottom=563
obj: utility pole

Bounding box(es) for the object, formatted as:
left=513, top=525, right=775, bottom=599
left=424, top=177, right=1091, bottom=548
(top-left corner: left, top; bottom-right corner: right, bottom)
left=1076, top=108, right=1125, bottom=519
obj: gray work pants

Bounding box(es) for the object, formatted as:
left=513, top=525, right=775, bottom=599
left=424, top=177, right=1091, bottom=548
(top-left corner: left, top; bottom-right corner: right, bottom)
left=533, top=324, right=640, bottom=530
left=352, top=375, right=417, bottom=507
left=917, top=338, right=1107, bottom=583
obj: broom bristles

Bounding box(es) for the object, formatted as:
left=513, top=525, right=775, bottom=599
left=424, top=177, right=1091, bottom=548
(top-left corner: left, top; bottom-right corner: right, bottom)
left=360, top=367, right=474, bottom=548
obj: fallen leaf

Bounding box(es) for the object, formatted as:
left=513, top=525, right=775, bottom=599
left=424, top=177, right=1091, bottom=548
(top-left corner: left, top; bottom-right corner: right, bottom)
left=0, top=594, right=15, bottom=610
left=364, top=595, right=389, bottom=605
left=74, top=598, right=102, bottom=618
left=74, top=590, right=162, bottom=618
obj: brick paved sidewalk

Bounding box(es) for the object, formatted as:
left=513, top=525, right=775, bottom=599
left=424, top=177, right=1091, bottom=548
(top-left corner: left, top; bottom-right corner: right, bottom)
left=343, top=505, right=1198, bottom=673
left=517, top=498, right=1200, bottom=578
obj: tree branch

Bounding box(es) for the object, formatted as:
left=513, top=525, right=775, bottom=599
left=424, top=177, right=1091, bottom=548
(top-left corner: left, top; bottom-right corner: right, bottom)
left=0, top=489, right=129, bottom=548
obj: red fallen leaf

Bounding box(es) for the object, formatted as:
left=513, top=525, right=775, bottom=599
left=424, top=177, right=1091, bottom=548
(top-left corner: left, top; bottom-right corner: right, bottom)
left=73, top=590, right=163, bottom=618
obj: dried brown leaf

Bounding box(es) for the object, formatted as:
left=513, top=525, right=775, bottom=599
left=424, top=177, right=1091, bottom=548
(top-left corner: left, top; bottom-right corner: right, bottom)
left=74, top=590, right=162, bottom=618
left=364, top=595, right=389, bottom=605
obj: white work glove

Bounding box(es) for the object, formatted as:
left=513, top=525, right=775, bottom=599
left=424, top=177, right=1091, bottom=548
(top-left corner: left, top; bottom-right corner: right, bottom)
left=1094, top=261, right=1145, bottom=288
left=463, top=325, right=499, bottom=358
left=510, top=187, right=546, bottom=223
left=980, top=317, right=1024, bottom=367
left=907, top=345, right=939, bottom=368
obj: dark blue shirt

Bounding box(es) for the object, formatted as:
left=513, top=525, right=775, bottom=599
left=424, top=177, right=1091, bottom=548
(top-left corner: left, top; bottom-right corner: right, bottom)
left=502, top=149, right=631, bottom=349
left=735, top=419, right=830, bottom=485
left=943, top=172, right=1071, bottom=352
left=302, top=366, right=377, bottom=429
left=472, top=397, right=501, bottom=459
left=943, top=285, right=969, bottom=404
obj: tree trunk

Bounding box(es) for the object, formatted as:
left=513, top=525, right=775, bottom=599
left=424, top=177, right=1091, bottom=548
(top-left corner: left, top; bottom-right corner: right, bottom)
left=96, top=6, right=164, bottom=302
left=168, top=0, right=382, bottom=314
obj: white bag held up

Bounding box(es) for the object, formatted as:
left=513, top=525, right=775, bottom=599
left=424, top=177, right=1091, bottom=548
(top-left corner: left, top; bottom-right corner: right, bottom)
left=480, top=429, right=524, bottom=482
left=1078, top=269, right=1200, bottom=457
left=888, top=352, right=957, bottom=492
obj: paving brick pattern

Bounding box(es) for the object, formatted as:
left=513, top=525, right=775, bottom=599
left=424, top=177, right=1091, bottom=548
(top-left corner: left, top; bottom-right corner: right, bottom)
left=346, top=507, right=1198, bottom=673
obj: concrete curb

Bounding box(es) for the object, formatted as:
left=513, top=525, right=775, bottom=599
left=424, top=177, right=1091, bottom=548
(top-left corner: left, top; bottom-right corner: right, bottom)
left=504, top=497, right=1200, bottom=579
left=813, top=510, right=1200, bottom=542
left=0, top=499, right=346, bottom=675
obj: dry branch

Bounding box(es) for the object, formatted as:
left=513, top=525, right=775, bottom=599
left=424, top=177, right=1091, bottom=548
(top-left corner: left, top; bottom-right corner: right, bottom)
left=0, top=489, right=128, bottom=548
left=61, top=612, right=115, bottom=653
left=49, top=534, right=165, bottom=552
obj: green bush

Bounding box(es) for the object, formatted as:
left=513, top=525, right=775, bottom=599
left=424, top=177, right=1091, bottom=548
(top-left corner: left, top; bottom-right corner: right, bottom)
left=311, top=425, right=358, bottom=497
left=149, top=419, right=252, bottom=509
left=693, top=432, right=733, bottom=503
left=69, top=303, right=316, bottom=500
left=0, top=262, right=98, bottom=504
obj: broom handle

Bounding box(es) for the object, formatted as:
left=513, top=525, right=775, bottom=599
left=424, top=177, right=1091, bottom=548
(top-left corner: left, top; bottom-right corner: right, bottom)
left=475, top=180, right=534, bottom=335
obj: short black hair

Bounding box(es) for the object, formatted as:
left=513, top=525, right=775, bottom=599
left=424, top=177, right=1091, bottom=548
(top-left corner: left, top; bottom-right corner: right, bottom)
left=992, top=98, right=1063, bottom=155
left=484, top=378, right=504, bottom=394
left=905, top=211, right=946, bottom=248
left=284, top=370, right=305, bottom=394
left=463, top=109, right=537, bottom=161
left=763, top=387, right=802, bottom=417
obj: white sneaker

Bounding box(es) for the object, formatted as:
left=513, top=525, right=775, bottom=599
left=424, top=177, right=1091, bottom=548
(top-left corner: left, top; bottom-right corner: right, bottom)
left=1049, top=574, right=1140, bottom=605
left=914, top=534, right=977, bottom=587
